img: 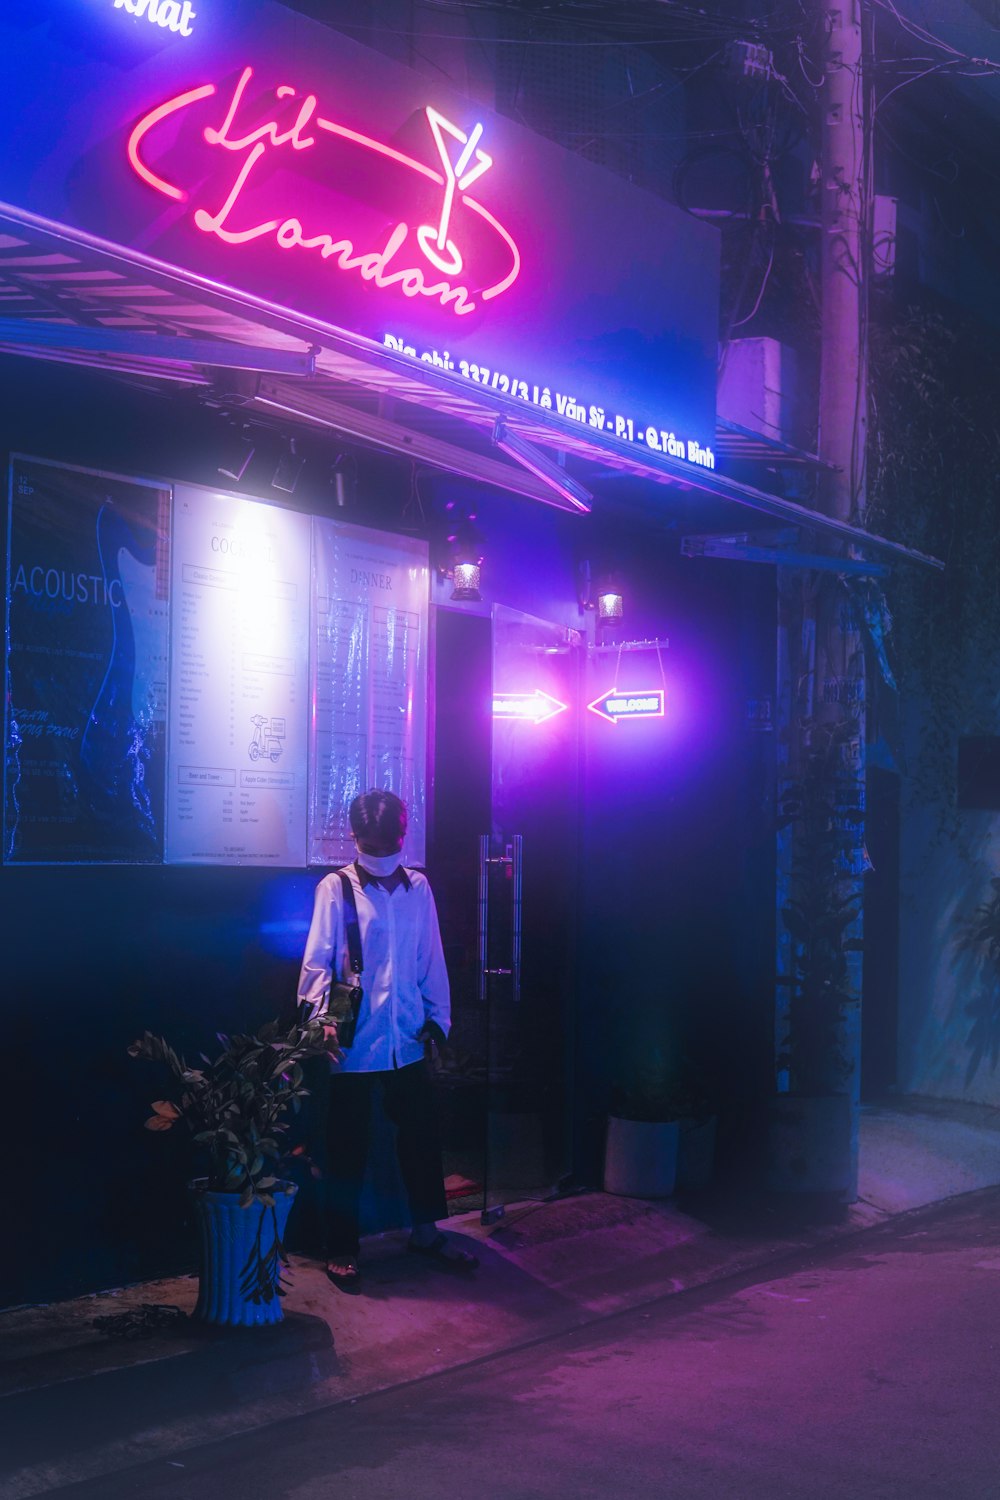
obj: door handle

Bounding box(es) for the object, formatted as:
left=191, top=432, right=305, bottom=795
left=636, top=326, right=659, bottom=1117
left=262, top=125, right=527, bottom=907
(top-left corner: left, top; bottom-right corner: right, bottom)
left=511, top=833, right=523, bottom=1006
left=477, top=833, right=523, bottom=1003
left=477, top=834, right=489, bottom=1003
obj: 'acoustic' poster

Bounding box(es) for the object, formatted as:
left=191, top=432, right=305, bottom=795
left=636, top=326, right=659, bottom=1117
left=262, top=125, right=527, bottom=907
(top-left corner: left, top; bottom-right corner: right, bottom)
left=4, top=457, right=170, bottom=863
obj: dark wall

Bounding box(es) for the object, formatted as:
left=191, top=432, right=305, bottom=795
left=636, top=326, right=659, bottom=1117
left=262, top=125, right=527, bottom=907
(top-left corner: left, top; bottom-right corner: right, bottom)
left=1, top=359, right=384, bottom=1303
left=576, top=533, right=776, bottom=1186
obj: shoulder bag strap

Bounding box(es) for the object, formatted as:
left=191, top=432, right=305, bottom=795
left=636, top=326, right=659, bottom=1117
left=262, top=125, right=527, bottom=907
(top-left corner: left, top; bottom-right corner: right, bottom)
left=337, top=868, right=364, bottom=977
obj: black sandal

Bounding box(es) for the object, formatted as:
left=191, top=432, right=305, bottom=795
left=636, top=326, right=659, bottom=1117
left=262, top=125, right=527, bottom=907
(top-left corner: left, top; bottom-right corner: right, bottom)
left=325, top=1260, right=362, bottom=1294
left=407, top=1233, right=479, bottom=1271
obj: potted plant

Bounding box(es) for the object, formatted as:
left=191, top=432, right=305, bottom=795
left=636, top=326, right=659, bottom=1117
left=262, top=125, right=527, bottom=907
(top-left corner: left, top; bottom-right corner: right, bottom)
left=768, top=724, right=864, bottom=1197
left=604, top=1047, right=715, bottom=1198
left=129, top=1017, right=330, bottom=1327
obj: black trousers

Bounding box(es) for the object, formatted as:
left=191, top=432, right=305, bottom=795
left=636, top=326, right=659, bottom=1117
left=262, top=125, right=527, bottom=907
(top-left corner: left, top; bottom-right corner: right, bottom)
left=324, top=1060, right=448, bottom=1257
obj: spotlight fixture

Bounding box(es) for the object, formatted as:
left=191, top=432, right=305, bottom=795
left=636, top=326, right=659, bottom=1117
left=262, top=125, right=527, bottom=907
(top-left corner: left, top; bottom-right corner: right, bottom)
left=271, top=437, right=305, bottom=494
left=217, top=424, right=255, bottom=482
left=328, top=452, right=358, bottom=510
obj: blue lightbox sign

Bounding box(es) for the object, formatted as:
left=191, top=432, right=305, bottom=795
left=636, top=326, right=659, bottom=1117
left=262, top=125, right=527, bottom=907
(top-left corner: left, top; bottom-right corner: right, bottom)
left=0, top=0, right=719, bottom=463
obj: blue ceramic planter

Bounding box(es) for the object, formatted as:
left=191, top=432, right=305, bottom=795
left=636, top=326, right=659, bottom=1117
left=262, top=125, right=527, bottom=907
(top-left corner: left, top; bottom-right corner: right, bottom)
left=190, top=1180, right=297, bottom=1327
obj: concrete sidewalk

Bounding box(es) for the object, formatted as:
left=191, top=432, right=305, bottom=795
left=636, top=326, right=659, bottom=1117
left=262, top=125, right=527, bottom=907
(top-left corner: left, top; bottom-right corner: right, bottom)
left=3, top=1096, right=999, bottom=1499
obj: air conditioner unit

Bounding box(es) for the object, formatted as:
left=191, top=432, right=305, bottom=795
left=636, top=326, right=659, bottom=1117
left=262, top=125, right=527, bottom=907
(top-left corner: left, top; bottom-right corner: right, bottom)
left=717, top=337, right=799, bottom=445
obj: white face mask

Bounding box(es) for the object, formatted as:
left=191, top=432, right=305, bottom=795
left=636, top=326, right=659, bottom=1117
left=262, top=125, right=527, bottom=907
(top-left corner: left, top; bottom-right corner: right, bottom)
left=356, top=848, right=403, bottom=877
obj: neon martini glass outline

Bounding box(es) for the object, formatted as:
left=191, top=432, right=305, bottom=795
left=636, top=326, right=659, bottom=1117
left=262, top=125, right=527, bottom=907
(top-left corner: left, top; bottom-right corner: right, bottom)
left=416, top=107, right=493, bottom=277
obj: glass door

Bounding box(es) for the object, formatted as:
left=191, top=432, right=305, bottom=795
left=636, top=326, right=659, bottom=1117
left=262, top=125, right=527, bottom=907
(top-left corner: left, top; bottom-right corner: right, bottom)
left=480, top=605, right=582, bottom=1220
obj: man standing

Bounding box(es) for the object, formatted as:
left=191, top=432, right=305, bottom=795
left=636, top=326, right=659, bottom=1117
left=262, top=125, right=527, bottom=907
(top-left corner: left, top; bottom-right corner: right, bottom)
left=298, top=788, right=478, bottom=1291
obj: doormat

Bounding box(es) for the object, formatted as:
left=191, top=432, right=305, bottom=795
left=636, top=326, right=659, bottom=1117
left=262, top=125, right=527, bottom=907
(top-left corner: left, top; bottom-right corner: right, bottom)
left=489, top=1193, right=662, bottom=1249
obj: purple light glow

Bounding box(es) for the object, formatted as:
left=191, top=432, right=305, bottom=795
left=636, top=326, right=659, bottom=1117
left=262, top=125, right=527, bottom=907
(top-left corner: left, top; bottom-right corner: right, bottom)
left=492, top=689, right=568, bottom=725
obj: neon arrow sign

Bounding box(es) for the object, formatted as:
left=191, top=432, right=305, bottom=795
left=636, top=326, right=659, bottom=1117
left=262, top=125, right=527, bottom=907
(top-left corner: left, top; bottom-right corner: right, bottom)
left=127, top=68, right=521, bottom=318
left=493, top=690, right=568, bottom=725
left=587, top=688, right=665, bottom=724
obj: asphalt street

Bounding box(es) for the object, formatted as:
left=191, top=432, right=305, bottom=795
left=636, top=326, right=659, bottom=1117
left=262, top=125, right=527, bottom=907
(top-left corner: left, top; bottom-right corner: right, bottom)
left=52, top=1189, right=1000, bottom=1500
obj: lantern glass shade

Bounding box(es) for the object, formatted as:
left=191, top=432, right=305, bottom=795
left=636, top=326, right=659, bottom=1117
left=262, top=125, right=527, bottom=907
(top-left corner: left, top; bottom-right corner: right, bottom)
left=597, top=590, right=624, bottom=620
left=451, top=561, right=482, bottom=602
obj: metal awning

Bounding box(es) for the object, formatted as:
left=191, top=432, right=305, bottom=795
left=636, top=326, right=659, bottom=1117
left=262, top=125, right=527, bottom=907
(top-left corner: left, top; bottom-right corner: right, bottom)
left=0, top=202, right=942, bottom=571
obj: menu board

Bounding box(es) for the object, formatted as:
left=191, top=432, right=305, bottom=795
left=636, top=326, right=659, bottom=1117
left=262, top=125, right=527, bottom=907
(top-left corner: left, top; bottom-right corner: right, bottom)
left=4, top=458, right=169, bottom=864
left=309, top=520, right=428, bottom=866
left=165, top=485, right=310, bottom=866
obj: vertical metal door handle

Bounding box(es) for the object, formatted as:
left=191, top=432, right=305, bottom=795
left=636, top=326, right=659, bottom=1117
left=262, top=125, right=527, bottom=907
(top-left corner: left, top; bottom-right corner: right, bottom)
left=477, top=834, right=489, bottom=1003
left=511, top=833, right=523, bottom=1005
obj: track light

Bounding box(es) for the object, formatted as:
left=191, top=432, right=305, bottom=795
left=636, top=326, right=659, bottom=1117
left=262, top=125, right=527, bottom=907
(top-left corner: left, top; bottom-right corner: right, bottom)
left=328, top=453, right=357, bottom=509
left=271, top=437, right=305, bottom=494
left=217, top=424, right=255, bottom=482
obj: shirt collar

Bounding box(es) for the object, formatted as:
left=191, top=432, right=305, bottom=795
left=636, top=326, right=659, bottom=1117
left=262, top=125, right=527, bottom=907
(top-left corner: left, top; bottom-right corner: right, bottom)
left=354, top=860, right=411, bottom=891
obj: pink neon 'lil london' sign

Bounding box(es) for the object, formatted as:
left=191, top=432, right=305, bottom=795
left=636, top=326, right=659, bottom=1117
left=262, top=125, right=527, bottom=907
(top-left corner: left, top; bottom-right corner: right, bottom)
left=127, top=67, right=521, bottom=317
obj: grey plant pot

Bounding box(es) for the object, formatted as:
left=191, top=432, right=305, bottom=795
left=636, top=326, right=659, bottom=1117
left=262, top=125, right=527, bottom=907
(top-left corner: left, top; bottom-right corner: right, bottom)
left=603, top=1116, right=680, bottom=1199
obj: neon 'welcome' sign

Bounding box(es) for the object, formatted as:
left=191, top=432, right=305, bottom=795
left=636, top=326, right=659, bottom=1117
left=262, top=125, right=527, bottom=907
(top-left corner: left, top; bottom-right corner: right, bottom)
left=587, top=689, right=665, bottom=724
left=127, top=67, right=521, bottom=318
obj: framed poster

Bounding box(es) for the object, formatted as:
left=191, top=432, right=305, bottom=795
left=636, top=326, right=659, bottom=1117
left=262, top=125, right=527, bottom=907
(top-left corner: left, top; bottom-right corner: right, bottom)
left=309, top=520, right=428, bottom=866
left=4, top=456, right=169, bottom=863
left=165, top=484, right=310, bottom=866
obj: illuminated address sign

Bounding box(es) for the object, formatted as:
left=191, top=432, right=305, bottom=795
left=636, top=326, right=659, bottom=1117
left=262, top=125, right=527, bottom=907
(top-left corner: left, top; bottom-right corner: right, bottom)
left=587, top=689, right=665, bottom=724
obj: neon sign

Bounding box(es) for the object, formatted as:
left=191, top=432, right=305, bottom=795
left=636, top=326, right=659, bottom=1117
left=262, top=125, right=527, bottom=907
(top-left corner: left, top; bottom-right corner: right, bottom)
left=587, top=689, right=665, bottom=724
left=127, top=68, right=520, bottom=318
left=113, top=0, right=197, bottom=37
left=492, top=691, right=568, bottom=726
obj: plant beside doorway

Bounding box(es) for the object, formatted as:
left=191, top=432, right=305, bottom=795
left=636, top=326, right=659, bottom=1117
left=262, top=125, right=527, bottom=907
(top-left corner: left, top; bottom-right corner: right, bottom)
left=129, top=1017, right=330, bottom=1325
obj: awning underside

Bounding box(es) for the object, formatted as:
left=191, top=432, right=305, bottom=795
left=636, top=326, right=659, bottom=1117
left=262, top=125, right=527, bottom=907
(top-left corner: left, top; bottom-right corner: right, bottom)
left=0, top=205, right=941, bottom=571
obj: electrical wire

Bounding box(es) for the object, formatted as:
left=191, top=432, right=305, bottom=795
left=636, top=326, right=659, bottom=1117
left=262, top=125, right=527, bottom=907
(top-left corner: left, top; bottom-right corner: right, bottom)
left=731, top=228, right=776, bottom=327
left=876, top=58, right=980, bottom=114
left=869, top=0, right=985, bottom=63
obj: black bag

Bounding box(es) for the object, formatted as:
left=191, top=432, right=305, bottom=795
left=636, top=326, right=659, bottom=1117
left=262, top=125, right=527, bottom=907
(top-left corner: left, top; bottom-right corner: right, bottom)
left=327, top=869, right=363, bottom=1048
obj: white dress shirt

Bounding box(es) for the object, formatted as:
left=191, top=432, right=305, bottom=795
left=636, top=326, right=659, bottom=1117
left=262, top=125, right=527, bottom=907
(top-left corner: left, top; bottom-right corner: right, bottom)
left=297, top=863, right=451, bottom=1073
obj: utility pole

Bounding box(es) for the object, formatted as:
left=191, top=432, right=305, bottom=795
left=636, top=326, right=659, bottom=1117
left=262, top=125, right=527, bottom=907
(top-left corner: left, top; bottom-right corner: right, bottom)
left=819, top=0, right=868, bottom=524
left=772, top=1, right=868, bottom=1203
left=815, top=0, right=868, bottom=1199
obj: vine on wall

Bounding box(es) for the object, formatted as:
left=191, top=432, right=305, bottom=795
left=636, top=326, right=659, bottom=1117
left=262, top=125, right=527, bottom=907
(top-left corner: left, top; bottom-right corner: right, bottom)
left=867, top=293, right=1000, bottom=825
left=869, top=294, right=1000, bottom=1090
